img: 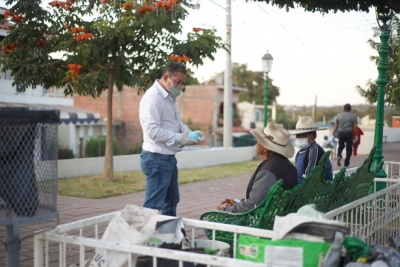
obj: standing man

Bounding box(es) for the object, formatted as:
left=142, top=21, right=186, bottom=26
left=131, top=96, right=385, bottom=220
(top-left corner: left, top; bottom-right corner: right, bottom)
left=139, top=62, right=199, bottom=216
left=332, top=103, right=358, bottom=168
left=289, top=116, right=333, bottom=184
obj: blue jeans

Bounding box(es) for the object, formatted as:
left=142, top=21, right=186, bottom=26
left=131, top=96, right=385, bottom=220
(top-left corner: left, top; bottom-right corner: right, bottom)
left=140, top=151, right=179, bottom=216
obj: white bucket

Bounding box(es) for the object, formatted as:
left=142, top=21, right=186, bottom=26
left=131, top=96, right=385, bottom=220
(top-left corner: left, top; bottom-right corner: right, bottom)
left=182, top=239, right=230, bottom=257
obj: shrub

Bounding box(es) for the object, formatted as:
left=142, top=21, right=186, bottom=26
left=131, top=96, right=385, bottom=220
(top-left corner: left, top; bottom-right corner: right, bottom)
left=85, top=137, right=120, bottom=157
left=121, top=142, right=143, bottom=155
left=58, top=148, right=74, bottom=160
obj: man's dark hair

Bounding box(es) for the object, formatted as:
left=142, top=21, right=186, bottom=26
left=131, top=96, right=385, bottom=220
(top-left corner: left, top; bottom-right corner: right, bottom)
left=162, top=62, right=186, bottom=77
left=344, top=103, right=351, bottom=111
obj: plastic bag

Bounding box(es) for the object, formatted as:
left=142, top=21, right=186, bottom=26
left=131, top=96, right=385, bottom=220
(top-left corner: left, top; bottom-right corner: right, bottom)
left=89, top=205, right=158, bottom=267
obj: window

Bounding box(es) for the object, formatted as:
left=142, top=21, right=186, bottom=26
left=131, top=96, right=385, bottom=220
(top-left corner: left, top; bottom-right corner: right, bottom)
left=255, top=109, right=263, bottom=122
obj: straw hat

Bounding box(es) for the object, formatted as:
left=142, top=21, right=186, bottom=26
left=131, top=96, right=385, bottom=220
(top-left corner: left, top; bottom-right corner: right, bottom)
left=288, top=116, right=327, bottom=135
left=250, top=121, right=294, bottom=158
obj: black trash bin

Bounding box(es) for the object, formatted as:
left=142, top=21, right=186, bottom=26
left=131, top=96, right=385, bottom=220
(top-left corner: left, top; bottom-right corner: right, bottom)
left=0, top=107, right=60, bottom=267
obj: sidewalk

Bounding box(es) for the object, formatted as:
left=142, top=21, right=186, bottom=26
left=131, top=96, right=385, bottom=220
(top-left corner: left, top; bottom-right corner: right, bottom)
left=1, top=143, right=400, bottom=266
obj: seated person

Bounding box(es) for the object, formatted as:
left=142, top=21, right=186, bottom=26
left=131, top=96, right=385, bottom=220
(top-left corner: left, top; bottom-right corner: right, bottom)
left=322, top=135, right=337, bottom=149
left=289, top=116, right=333, bottom=184
left=216, top=121, right=298, bottom=212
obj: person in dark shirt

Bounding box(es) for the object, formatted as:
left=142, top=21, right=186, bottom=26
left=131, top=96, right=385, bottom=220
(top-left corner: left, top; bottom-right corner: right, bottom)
left=289, top=116, right=333, bottom=184
left=216, top=121, right=298, bottom=213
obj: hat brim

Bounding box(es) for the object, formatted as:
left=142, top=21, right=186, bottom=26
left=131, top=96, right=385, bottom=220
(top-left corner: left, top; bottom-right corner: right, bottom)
left=288, top=128, right=328, bottom=135
left=250, top=129, right=295, bottom=158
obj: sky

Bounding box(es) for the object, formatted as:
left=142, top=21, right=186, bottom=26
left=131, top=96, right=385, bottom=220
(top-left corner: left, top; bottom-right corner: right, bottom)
left=1, top=0, right=381, bottom=107
left=180, top=1, right=380, bottom=107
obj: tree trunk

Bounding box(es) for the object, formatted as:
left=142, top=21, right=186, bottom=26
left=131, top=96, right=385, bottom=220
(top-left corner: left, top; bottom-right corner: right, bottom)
left=104, top=72, right=115, bottom=182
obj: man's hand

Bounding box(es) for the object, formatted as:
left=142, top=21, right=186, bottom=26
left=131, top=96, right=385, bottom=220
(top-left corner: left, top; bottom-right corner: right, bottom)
left=221, top=198, right=235, bottom=207
left=216, top=205, right=225, bottom=210
left=181, top=129, right=198, bottom=146
left=216, top=198, right=236, bottom=210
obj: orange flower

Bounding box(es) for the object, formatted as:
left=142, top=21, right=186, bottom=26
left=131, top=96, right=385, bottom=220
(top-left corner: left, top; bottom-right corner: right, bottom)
left=137, top=5, right=147, bottom=13
left=155, top=1, right=165, bottom=8
left=147, top=5, right=155, bottom=11
left=165, top=1, right=173, bottom=10
left=49, top=1, right=66, bottom=8
left=63, top=24, right=69, bottom=29
left=193, top=27, right=201, bottom=32
left=169, top=54, right=177, bottom=61
left=177, top=56, right=183, bottom=63
left=3, top=10, right=10, bottom=19
left=122, top=3, right=133, bottom=9
left=100, top=0, right=109, bottom=3
left=68, top=64, right=82, bottom=76
left=35, top=40, right=47, bottom=46
left=11, top=14, right=24, bottom=23
left=71, top=27, right=84, bottom=33
left=182, top=55, right=190, bottom=62
left=2, top=42, right=18, bottom=54
left=74, top=33, right=94, bottom=41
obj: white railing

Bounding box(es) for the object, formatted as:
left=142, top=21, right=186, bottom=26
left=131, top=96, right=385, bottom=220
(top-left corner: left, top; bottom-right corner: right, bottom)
left=34, top=213, right=274, bottom=267
left=326, top=162, right=400, bottom=246
left=332, top=161, right=400, bottom=183
left=325, top=180, right=400, bottom=246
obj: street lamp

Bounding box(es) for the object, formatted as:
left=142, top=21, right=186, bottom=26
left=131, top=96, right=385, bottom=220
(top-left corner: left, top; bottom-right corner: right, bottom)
left=261, top=52, right=273, bottom=127
left=373, top=5, right=392, bottom=179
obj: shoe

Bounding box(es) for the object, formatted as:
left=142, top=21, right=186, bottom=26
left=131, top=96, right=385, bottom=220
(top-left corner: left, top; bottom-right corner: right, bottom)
left=337, top=157, right=342, bottom=167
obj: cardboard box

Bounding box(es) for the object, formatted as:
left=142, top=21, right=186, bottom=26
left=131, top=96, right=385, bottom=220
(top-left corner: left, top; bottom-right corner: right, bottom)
left=236, top=234, right=331, bottom=267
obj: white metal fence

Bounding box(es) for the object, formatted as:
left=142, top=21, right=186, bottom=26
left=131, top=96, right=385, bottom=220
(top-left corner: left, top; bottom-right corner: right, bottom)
left=325, top=161, right=400, bottom=246
left=33, top=161, right=400, bottom=267
left=325, top=181, right=400, bottom=246
left=34, top=213, right=275, bottom=267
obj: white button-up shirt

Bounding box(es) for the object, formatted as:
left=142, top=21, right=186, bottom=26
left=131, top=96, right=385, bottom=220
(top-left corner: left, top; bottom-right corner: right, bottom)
left=139, top=80, right=188, bottom=155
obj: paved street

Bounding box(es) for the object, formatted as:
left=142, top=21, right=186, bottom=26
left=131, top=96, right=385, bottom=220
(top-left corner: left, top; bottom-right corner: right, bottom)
left=1, top=143, right=399, bottom=266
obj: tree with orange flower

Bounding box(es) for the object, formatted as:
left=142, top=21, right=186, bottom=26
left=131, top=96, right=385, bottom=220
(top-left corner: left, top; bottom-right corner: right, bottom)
left=0, top=0, right=224, bottom=182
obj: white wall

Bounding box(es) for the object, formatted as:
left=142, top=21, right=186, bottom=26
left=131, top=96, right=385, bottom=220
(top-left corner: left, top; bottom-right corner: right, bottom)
left=58, top=124, right=71, bottom=149
left=58, top=146, right=258, bottom=179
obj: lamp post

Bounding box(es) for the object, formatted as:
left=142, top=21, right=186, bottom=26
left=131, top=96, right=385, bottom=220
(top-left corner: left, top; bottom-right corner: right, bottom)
left=261, top=52, right=273, bottom=127
left=222, top=0, right=232, bottom=148
left=373, top=6, right=392, bottom=178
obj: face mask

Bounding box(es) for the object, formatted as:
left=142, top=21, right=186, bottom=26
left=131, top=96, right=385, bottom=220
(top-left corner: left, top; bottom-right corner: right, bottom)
left=295, top=137, right=310, bottom=149
left=167, top=78, right=182, bottom=98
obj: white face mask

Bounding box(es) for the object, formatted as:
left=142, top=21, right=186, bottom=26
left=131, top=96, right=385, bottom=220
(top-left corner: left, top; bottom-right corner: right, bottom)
left=295, top=136, right=310, bottom=149
left=167, top=78, right=182, bottom=98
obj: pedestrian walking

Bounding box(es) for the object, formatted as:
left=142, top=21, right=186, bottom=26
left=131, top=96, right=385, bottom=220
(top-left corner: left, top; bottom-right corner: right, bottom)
left=332, top=104, right=358, bottom=168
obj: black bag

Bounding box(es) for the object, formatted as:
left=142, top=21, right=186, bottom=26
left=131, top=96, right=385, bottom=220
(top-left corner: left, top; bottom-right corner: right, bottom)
left=0, top=124, right=39, bottom=217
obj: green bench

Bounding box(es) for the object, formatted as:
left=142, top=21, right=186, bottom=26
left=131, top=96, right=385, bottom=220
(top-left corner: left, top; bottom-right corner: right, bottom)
left=199, top=147, right=382, bottom=245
